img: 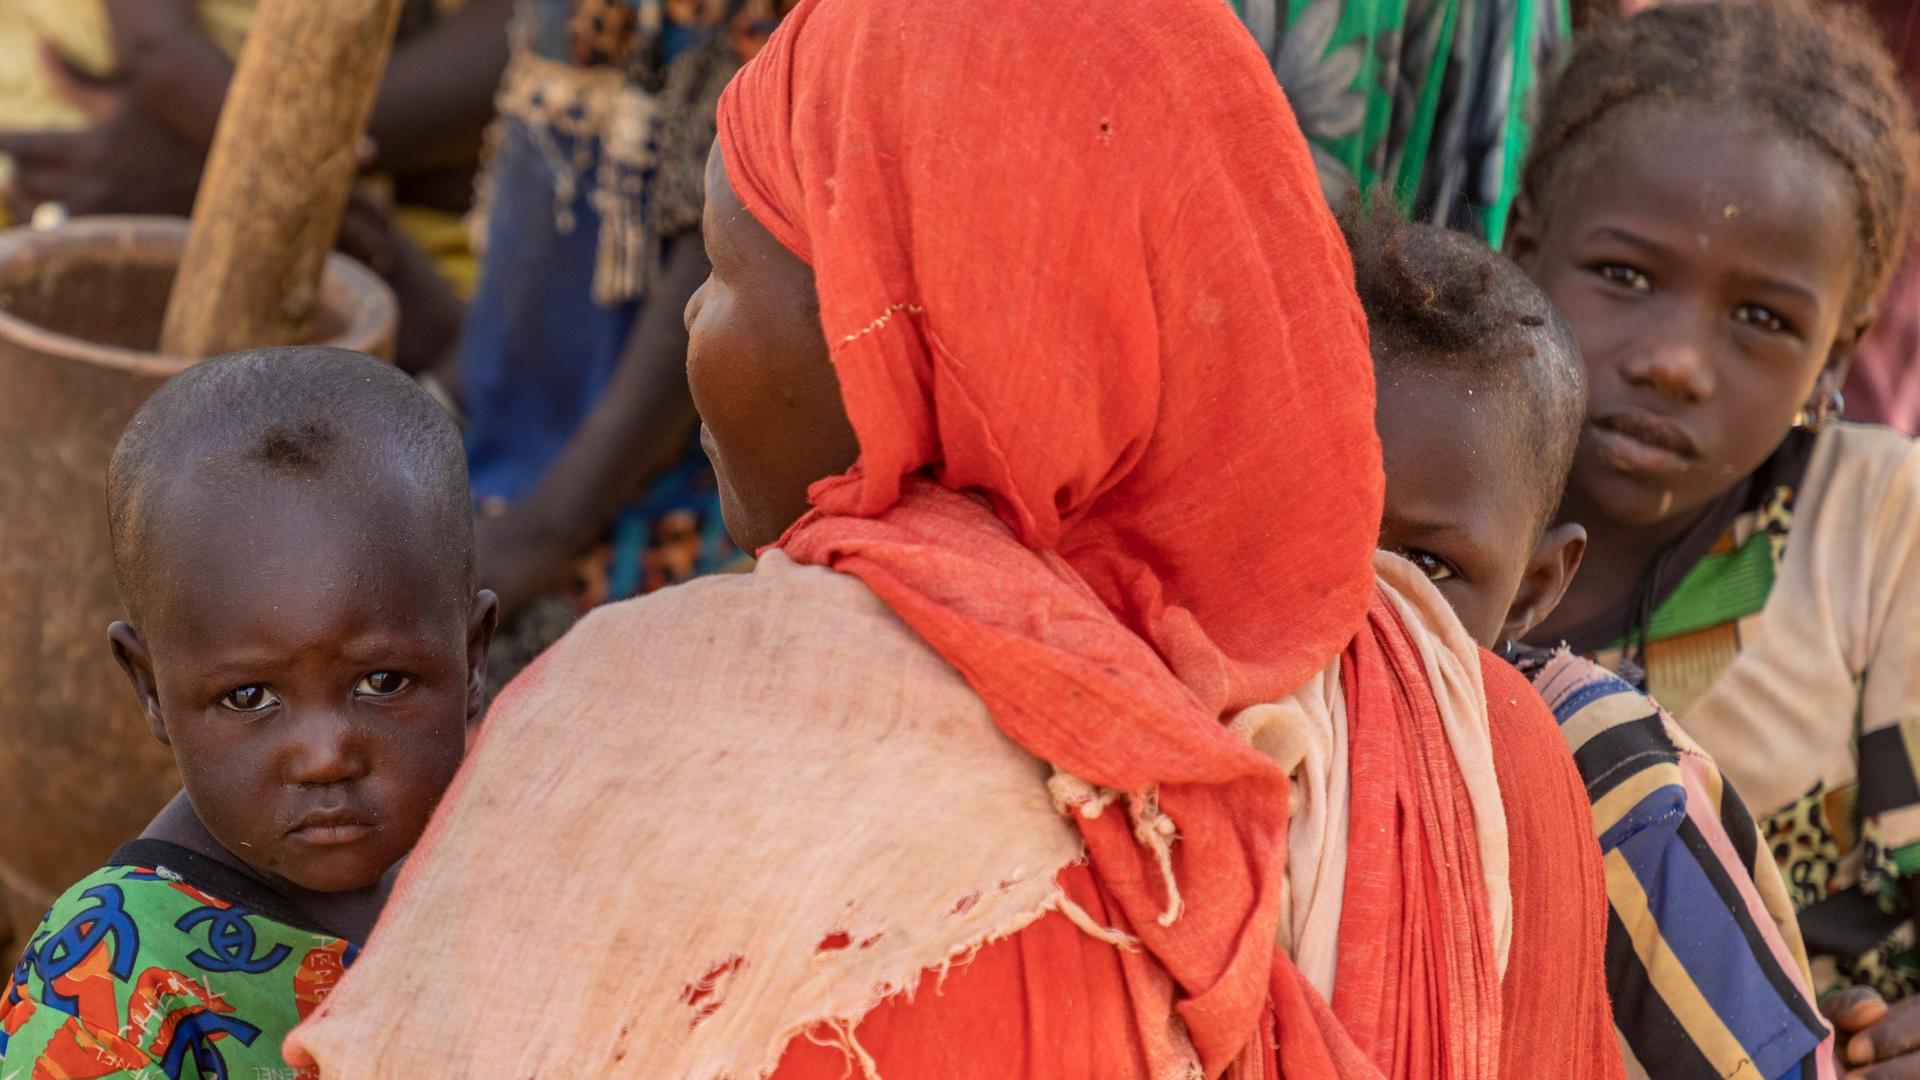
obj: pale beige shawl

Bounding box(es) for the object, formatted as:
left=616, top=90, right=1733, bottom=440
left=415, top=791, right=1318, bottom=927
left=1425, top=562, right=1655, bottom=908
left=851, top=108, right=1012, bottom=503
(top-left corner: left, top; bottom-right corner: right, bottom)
left=286, top=552, right=1512, bottom=1078
left=1232, top=552, right=1511, bottom=997
left=286, top=552, right=1086, bottom=1078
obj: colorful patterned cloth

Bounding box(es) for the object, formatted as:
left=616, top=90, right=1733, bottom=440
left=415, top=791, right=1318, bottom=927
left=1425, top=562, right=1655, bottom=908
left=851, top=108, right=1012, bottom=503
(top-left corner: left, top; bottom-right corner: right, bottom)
left=1231, top=0, right=1568, bottom=244
left=464, top=1, right=763, bottom=602
left=1525, top=651, right=1832, bottom=1080
left=0, top=841, right=355, bottom=1080
left=1557, top=424, right=1920, bottom=1002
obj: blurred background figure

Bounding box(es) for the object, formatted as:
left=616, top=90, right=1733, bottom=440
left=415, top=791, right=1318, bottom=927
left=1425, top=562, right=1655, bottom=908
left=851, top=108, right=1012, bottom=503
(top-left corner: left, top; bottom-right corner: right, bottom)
left=0, top=0, right=796, bottom=691
left=1843, top=0, right=1920, bottom=433
left=1234, top=0, right=1569, bottom=246
left=0, top=0, right=512, bottom=376
left=463, top=0, right=793, bottom=687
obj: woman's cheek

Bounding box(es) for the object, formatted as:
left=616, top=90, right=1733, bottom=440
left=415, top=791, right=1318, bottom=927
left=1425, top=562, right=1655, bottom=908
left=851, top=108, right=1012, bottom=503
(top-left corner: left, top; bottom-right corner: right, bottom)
left=684, top=318, right=725, bottom=417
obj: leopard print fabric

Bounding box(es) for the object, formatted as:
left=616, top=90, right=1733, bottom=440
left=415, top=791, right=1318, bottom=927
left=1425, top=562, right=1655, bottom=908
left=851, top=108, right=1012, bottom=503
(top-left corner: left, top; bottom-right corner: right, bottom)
left=1766, top=782, right=1843, bottom=910
left=1766, top=781, right=1920, bottom=999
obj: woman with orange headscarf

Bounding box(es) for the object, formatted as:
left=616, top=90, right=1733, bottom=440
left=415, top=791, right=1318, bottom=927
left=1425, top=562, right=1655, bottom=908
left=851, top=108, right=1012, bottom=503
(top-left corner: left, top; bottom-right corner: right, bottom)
left=284, top=0, right=1620, bottom=1075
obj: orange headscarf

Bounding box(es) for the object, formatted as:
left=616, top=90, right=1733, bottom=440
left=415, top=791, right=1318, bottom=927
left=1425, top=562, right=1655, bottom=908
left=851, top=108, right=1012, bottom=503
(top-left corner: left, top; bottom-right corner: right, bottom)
left=718, top=0, right=1380, bottom=1070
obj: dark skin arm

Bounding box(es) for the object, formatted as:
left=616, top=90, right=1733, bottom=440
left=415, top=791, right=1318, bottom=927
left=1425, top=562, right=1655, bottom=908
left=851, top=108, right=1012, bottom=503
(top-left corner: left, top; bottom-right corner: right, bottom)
left=102, top=0, right=229, bottom=147
left=0, top=1, right=482, bottom=372
left=340, top=192, right=466, bottom=376
left=476, top=232, right=712, bottom=619
left=1814, top=880, right=1920, bottom=1077
left=0, top=40, right=207, bottom=220
left=106, top=0, right=515, bottom=179
left=0, top=0, right=510, bottom=217
left=367, top=0, right=515, bottom=183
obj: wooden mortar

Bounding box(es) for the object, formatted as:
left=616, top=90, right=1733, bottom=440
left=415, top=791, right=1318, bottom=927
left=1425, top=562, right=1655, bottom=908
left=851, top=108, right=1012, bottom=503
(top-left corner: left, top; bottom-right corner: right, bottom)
left=0, top=216, right=395, bottom=954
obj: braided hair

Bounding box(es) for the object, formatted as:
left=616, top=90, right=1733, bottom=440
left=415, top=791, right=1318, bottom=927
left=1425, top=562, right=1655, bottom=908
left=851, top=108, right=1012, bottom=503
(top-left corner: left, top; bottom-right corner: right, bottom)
left=1522, top=0, right=1918, bottom=321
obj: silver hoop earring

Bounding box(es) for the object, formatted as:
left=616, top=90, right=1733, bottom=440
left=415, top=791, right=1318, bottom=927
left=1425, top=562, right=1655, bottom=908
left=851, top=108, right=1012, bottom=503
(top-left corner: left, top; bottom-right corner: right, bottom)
left=1822, top=385, right=1846, bottom=425
left=1794, top=386, right=1846, bottom=431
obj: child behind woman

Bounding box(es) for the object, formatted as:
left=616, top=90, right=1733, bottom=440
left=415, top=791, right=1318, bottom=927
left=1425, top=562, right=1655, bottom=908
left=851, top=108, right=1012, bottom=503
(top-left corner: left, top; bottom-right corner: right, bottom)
left=0, top=348, right=495, bottom=1078
left=1509, top=0, right=1920, bottom=1049
left=1349, top=208, right=1837, bottom=1078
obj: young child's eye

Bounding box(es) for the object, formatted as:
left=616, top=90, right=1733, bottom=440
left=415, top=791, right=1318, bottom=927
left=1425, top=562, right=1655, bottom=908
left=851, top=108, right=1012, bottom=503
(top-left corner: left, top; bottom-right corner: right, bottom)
left=1593, top=263, right=1652, bottom=293
left=218, top=685, right=280, bottom=713
left=1734, top=303, right=1788, bottom=333
left=355, top=671, right=412, bottom=698
left=1397, top=550, right=1459, bottom=583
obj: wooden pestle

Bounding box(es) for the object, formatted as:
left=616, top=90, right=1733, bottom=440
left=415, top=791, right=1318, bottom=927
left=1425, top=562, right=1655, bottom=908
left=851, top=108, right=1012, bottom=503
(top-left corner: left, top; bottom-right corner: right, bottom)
left=159, top=0, right=406, bottom=360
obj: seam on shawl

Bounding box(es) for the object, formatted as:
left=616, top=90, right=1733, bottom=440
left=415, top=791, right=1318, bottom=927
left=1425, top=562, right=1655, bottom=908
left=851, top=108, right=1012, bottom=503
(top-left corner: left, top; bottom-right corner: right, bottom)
left=835, top=303, right=925, bottom=347
left=842, top=305, right=1044, bottom=541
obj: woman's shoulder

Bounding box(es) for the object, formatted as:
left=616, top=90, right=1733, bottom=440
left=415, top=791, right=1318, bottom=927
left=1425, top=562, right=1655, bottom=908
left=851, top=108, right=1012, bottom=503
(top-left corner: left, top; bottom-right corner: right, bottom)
left=287, top=556, right=1088, bottom=1079
left=526, top=551, right=984, bottom=720
left=571, top=549, right=908, bottom=639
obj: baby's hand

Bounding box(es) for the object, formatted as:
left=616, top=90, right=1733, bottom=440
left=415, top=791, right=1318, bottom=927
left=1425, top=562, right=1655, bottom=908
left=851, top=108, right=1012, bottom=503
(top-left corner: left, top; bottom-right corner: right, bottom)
left=1826, top=986, right=1920, bottom=1077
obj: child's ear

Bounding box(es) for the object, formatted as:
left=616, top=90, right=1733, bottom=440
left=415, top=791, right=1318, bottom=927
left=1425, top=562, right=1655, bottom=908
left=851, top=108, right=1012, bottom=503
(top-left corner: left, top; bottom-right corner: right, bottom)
left=108, top=622, right=168, bottom=746
left=464, top=589, right=500, bottom=725
left=1793, top=334, right=1857, bottom=430
left=1820, top=334, right=1858, bottom=405
left=1503, top=193, right=1542, bottom=273
left=1501, top=523, right=1587, bottom=645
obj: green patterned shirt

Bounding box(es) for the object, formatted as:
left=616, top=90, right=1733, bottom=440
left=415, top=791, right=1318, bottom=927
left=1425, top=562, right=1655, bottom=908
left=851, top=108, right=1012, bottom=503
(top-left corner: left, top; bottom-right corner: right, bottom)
left=1, top=840, right=355, bottom=1080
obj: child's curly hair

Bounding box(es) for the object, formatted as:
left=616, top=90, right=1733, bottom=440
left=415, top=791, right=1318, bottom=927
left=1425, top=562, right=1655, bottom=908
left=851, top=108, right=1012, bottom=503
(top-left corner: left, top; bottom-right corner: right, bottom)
left=1343, top=198, right=1586, bottom=528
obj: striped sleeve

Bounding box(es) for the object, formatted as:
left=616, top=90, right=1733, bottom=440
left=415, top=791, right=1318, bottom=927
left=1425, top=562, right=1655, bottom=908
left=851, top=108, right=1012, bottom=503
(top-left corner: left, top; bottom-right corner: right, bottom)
left=1530, top=651, right=1833, bottom=1080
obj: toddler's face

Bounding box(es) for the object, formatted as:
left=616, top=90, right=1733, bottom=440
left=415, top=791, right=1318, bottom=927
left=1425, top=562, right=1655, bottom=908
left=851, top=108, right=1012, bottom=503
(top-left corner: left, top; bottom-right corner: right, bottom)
left=119, top=475, right=486, bottom=894
left=1375, top=372, right=1545, bottom=648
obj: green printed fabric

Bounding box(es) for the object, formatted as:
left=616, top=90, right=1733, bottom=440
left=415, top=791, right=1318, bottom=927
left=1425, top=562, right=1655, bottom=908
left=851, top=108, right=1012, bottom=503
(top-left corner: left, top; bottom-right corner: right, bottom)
left=1232, top=0, right=1570, bottom=245
left=1, top=842, right=355, bottom=1079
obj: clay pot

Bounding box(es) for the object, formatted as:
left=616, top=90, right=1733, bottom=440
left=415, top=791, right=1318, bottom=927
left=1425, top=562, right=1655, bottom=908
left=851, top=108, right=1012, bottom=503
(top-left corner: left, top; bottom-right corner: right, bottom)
left=0, top=216, right=396, bottom=952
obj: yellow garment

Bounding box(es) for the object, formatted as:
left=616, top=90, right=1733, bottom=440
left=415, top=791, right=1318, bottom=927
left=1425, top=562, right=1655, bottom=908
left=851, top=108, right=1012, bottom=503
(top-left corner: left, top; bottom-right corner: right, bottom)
left=0, top=2, right=253, bottom=128
left=395, top=203, right=478, bottom=297
left=0, top=9, right=93, bottom=130
left=17, top=0, right=467, bottom=79
left=17, top=0, right=256, bottom=77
